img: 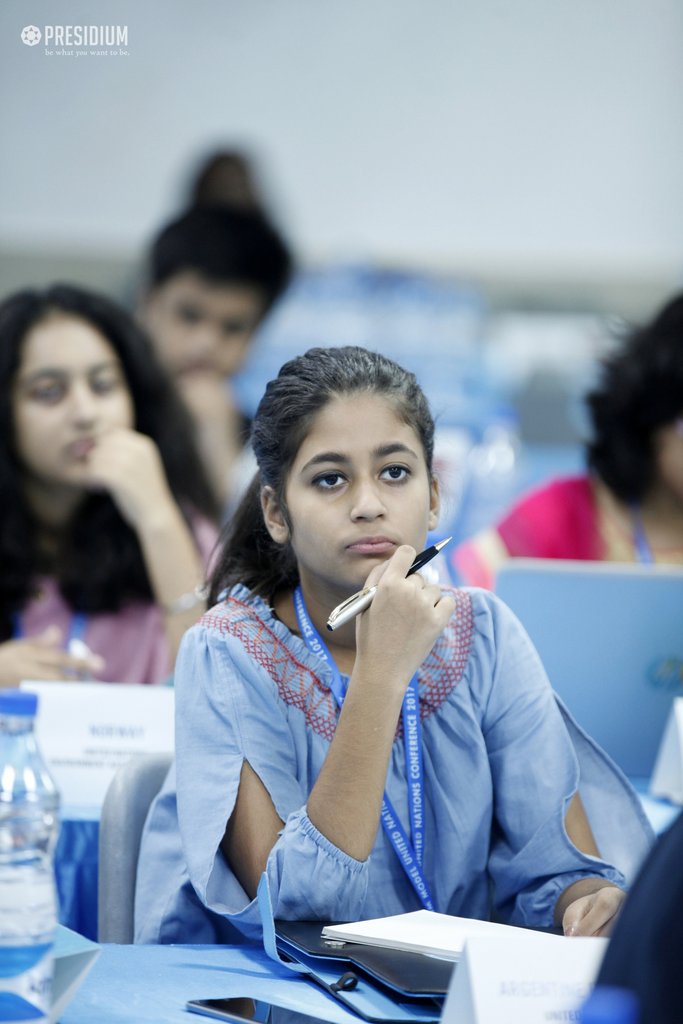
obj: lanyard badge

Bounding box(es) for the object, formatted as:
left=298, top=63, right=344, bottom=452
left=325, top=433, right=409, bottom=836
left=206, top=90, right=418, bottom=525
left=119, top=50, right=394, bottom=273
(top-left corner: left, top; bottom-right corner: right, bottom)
left=293, top=586, right=435, bottom=911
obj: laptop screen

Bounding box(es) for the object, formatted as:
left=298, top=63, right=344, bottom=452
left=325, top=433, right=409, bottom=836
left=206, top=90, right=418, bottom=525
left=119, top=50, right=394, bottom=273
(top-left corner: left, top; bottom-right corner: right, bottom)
left=495, top=559, right=683, bottom=778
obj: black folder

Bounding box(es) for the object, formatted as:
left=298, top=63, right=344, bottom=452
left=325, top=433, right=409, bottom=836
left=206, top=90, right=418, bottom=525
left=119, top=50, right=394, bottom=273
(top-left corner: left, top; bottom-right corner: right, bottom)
left=272, top=921, right=454, bottom=999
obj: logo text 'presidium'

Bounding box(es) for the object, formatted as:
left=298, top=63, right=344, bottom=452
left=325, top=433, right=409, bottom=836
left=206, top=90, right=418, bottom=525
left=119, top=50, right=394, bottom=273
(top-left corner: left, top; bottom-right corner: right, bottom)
left=43, top=25, right=128, bottom=47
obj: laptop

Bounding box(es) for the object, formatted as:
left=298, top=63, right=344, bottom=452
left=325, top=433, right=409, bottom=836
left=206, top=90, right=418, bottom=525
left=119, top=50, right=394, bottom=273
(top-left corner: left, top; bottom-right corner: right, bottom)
left=494, top=559, right=683, bottom=778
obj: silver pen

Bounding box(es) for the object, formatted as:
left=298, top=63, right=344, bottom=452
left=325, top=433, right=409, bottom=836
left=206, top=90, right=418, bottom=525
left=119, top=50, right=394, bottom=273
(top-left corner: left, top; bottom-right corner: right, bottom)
left=67, top=637, right=96, bottom=681
left=326, top=537, right=451, bottom=632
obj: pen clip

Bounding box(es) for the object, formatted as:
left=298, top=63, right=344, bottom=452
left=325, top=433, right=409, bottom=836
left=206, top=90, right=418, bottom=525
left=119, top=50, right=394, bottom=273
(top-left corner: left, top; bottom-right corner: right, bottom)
left=327, top=586, right=374, bottom=626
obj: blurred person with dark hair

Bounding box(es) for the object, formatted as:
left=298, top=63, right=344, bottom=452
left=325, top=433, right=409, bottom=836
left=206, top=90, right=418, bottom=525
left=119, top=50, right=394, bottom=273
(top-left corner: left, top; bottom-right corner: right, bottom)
left=139, top=205, right=293, bottom=511
left=588, top=811, right=683, bottom=1024
left=188, top=149, right=265, bottom=211
left=0, top=284, right=218, bottom=686
left=452, top=293, right=683, bottom=587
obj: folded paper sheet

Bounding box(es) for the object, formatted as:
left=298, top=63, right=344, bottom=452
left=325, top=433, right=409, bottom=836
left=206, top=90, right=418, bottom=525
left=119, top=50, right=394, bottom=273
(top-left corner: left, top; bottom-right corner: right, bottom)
left=650, top=696, right=683, bottom=805
left=442, top=934, right=607, bottom=1024
left=20, top=681, right=174, bottom=808
left=322, top=910, right=563, bottom=962
left=52, top=925, right=101, bottom=1023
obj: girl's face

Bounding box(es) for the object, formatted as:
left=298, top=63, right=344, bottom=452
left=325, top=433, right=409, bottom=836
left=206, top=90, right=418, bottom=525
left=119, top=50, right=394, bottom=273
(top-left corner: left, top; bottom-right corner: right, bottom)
left=652, top=417, right=683, bottom=506
left=12, top=313, right=135, bottom=493
left=263, top=392, right=439, bottom=605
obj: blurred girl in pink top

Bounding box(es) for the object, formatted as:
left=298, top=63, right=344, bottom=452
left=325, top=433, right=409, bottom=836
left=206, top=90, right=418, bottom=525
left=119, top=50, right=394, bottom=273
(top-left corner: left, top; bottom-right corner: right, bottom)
left=453, top=293, right=683, bottom=587
left=0, top=284, right=218, bottom=686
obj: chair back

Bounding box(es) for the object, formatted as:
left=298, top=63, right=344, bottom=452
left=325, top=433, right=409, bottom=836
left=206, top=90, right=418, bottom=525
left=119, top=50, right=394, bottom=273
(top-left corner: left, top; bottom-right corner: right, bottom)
left=98, top=752, right=172, bottom=943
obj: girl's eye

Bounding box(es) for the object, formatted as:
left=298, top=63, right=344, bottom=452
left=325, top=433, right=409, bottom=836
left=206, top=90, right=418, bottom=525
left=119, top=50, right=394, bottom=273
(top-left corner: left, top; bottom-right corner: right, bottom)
left=381, top=465, right=409, bottom=482
left=28, top=379, right=65, bottom=404
left=221, top=317, right=254, bottom=338
left=90, top=372, right=121, bottom=395
left=313, top=472, right=345, bottom=490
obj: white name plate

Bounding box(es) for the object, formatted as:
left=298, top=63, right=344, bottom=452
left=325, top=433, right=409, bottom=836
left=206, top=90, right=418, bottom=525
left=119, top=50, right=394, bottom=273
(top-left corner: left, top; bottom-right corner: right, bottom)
left=52, top=926, right=101, bottom=1024
left=650, top=696, right=683, bottom=805
left=20, top=681, right=174, bottom=809
left=442, top=933, right=607, bottom=1024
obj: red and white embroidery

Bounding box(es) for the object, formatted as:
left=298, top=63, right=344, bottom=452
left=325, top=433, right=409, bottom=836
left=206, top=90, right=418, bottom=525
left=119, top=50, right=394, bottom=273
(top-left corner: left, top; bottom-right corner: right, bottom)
left=201, top=587, right=474, bottom=743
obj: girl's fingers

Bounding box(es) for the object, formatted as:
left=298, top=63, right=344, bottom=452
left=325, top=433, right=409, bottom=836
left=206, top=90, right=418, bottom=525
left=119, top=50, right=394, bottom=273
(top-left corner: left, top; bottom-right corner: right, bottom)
left=381, top=545, right=418, bottom=583
left=563, top=887, right=624, bottom=937
left=32, top=625, right=63, bottom=647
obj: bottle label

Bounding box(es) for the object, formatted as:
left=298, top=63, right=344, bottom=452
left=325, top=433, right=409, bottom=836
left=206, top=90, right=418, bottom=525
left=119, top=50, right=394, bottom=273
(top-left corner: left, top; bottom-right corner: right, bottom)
left=0, top=946, right=53, bottom=1022
left=0, top=863, right=56, bottom=1024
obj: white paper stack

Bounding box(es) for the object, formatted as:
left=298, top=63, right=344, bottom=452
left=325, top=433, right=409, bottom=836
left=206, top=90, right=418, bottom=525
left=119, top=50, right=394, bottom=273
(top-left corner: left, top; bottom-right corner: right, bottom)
left=322, top=909, right=563, bottom=962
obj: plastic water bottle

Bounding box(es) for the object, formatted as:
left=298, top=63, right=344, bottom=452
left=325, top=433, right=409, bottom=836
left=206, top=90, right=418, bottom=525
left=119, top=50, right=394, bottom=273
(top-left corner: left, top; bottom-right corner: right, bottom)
left=580, top=985, right=640, bottom=1023
left=0, top=690, right=60, bottom=1024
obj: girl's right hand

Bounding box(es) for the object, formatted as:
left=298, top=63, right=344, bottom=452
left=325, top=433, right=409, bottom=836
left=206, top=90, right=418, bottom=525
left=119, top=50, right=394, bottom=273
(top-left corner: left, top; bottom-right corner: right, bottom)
left=354, top=545, right=455, bottom=693
left=307, top=547, right=455, bottom=861
left=83, top=428, right=173, bottom=533
left=0, top=626, right=105, bottom=687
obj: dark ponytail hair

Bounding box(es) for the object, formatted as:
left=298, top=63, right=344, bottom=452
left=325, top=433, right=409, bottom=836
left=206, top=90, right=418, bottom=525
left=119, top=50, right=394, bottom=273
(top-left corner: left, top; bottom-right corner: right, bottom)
left=587, top=292, right=683, bottom=502
left=210, top=345, right=435, bottom=601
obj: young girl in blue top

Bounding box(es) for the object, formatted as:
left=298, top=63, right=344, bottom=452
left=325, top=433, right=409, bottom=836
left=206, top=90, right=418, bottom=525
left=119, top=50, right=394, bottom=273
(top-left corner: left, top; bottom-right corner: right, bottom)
left=135, top=346, right=650, bottom=945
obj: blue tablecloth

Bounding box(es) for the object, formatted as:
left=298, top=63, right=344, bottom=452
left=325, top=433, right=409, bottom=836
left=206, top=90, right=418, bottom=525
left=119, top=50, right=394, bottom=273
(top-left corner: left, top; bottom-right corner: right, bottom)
left=55, top=811, right=100, bottom=941
left=60, top=942, right=364, bottom=1024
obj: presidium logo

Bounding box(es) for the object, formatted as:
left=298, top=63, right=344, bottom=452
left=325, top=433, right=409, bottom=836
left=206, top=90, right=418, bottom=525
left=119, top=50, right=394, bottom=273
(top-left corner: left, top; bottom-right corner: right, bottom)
left=20, top=23, right=129, bottom=55
left=21, top=25, right=41, bottom=46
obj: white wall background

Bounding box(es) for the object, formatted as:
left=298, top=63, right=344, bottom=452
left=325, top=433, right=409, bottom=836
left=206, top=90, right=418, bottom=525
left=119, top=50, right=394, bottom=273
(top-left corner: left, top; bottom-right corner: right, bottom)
left=1, top=0, right=682, bottom=303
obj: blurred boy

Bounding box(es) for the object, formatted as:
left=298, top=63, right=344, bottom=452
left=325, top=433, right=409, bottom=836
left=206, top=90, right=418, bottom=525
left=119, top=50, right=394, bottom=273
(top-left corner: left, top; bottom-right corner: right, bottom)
left=139, top=206, right=292, bottom=509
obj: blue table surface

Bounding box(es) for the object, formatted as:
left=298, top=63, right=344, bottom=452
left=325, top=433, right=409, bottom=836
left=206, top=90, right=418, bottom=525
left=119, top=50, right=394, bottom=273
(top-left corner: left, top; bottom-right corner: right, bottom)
left=60, top=942, right=368, bottom=1024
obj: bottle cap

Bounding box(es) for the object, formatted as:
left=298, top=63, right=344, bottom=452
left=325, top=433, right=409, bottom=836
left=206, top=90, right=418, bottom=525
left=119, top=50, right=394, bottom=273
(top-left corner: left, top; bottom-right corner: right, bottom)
left=0, top=689, right=38, bottom=717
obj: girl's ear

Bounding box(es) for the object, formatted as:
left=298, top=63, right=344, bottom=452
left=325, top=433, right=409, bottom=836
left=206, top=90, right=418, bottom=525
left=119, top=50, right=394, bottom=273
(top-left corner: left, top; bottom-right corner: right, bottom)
left=261, top=486, right=289, bottom=545
left=428, top=476, right=440, bottom=532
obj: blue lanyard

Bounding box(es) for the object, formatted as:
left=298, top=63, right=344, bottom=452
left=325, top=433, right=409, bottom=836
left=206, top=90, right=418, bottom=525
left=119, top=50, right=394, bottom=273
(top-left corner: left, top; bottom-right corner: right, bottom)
left=630, top=506, right=654, bottom=565
left=293, top=586, right=435, bottom=911
left=12, top=609, right=88, bottom=645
